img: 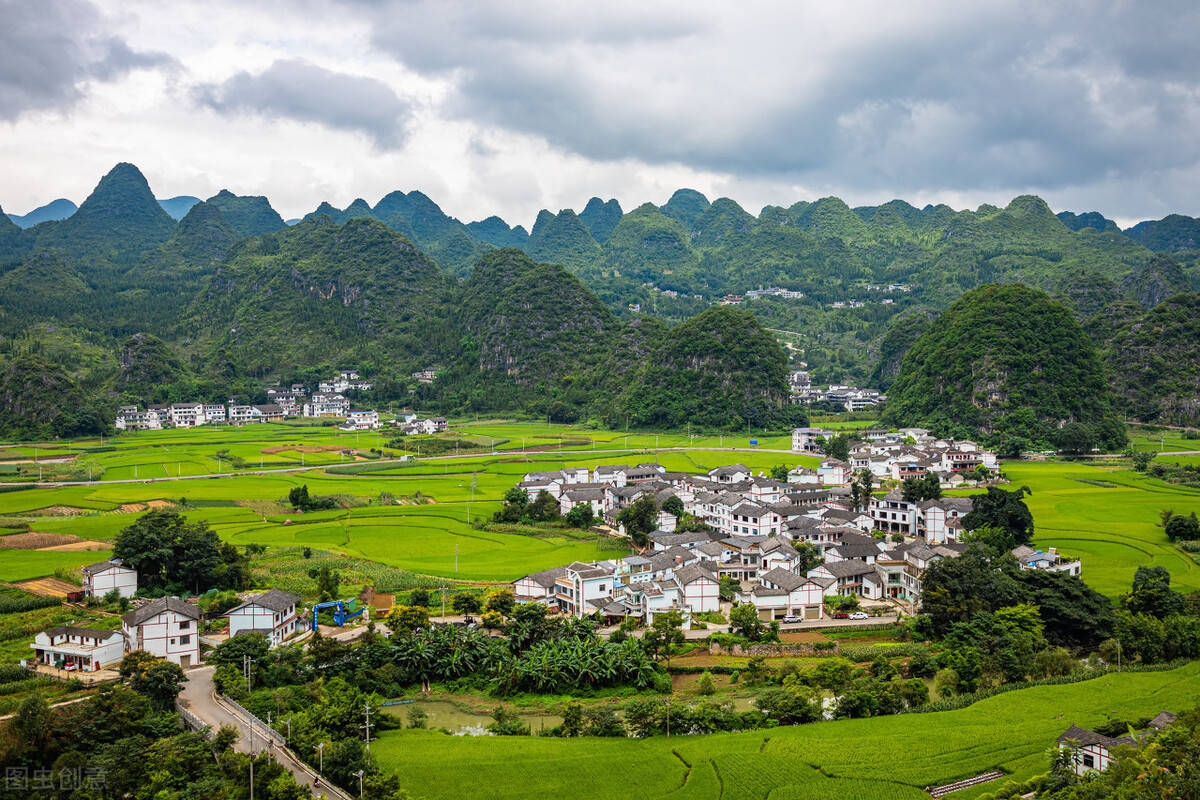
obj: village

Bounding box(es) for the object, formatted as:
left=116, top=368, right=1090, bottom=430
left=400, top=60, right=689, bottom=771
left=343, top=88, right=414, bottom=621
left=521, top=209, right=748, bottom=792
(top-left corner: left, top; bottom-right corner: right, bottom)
left=113, top=370, right=448, bottom=436
left=509, top=427, right=1080, bottom=629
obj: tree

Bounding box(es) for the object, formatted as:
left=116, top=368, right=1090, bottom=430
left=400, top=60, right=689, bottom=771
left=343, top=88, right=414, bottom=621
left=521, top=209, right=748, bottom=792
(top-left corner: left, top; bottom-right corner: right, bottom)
left=315, top=565, right=341, bottom=601
left=385, top=605, right=429, bottom=634
left=121, top=655, right=185, bottom=710
left=408, top=588, right=430, bottom=608
left=962, top=486, right=1035, bottom=546
left=938, top=647, right=981, bottom=693
left=525, top=490, right=560, bottom=522
left=10, top=695, right=50, bottom=752
left=962, top=525, right=1017, bottom=557
left=563, top=503, right=595, bottom=528
left=1131, top=450, right=1154, bottom=471
left=901, top=470, right=942, bottom=502
left=1163, top=512, right=1200, bottom=542
left=617, top=495, right=659, bottom=549
left=850, top=469, right=874, bottom=512
left=450, top=592, right=482, bottom=615
left=662, top=495, right=685, bottom=517
left=793, top=541, right=824, bottom=573
left=113, top=510, right=249, bottom=593
left=1126, top=566, right=1185, bottom=618
left=1055, top=422, right=1096, bottom=455
left=485, top=588, right=516, bottom=616
left=729, top=603, right=767, bottom=641
left=769, top=464, right=789, bottom=481
left=824, top=433, right=851, bottom=462
left=718, top=575, right=741, bottom=601
left=697, top=671, right=717, bottom=696
left=209, top=632, right=271, bottom=673
left=643, top=609, right=685, bottom=660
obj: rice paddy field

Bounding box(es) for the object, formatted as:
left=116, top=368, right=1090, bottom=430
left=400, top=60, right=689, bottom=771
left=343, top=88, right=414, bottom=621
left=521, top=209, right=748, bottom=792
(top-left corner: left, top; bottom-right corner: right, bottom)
left=1003, top=461, right=1200, bottom=596
left=371, top=661, right=1200, bottom=800
left=1, top=422, right=1197, bottom=595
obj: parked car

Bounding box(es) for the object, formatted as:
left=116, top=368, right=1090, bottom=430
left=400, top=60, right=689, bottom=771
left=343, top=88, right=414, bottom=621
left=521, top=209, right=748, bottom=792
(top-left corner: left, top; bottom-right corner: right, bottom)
left=849, top=611, right=869, bottom=620
left=781, top=615, right=802, bottom=624
left=832, top=612, right=849, bottom=619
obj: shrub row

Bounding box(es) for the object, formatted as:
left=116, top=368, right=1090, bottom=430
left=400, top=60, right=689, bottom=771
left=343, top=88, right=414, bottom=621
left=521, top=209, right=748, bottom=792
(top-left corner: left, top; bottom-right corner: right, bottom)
left=907, top=660, right=1188, bottom=714
left=0, top=594, right=61, bottom=615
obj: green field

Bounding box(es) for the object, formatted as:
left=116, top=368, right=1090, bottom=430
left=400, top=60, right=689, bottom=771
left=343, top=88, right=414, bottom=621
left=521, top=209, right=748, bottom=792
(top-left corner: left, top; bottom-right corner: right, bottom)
left=372, top=662, right=1200, bottom=800
left=0, top=548, right=109, bottom=582
left=1003, top=461, right=1200, bottom=596
left=1127, top=426, right=1200, bottom=454
left=4, top=423, right=1199, bottom=592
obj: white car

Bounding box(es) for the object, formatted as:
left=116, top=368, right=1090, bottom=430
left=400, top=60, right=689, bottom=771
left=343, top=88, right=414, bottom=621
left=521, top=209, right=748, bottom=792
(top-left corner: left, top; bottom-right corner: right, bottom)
left=781, top=615, right=802, bottom=624
left=848, top=611, right=869, bottom=620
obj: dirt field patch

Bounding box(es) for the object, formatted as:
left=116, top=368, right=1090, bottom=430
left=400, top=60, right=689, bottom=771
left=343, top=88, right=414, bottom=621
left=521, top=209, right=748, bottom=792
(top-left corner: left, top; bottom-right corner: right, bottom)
left=39, top=539, right=108, bottom=552
left=13, top=576, right=81, bottom=598
left=27, top=506, right=90, bottom=517
left=0, top=532, right=82, bottom=549
left=262, top=445, right=345, bottom=454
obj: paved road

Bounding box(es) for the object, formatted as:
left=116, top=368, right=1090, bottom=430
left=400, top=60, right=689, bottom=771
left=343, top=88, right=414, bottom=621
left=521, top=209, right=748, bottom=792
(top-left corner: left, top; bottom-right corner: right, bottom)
left=2, top=445, right=801, bottom=488
left=178, top=666, right=350, bottom=800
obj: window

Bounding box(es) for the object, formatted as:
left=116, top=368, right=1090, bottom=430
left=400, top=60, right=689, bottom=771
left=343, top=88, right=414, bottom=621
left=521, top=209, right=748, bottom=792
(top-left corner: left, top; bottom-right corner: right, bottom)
left=179, top=635, right=190, bottom=645
left=1082, top=754, right=1094, bottom=769
left=178, top=620, right=190, bottom=630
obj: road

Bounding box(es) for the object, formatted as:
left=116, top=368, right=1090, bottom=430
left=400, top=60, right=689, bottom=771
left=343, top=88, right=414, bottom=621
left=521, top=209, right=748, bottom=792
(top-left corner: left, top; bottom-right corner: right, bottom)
left=2, top=445, right=801, bottom=488
left=178, top=666, right=350, bottom=800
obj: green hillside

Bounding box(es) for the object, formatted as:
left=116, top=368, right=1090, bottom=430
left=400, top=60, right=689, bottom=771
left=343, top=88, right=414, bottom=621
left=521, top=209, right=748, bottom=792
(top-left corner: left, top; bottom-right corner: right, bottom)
left=882, top=284, right=1125, bottom=449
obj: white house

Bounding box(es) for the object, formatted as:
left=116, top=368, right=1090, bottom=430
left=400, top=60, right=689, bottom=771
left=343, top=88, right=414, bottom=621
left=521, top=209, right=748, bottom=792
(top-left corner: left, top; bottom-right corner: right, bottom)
left=1057, top=712, right=1177, bottom=776
left=708, top=465, right=752, bottom=484
left=203, top=404, right=228, bottom=423
left=791, top=428, right=833, bottom=453
left=225, top=589, right=303, bottom=647
left=30, top=626, right=126, bottom=672
left=344, top=410, right=381, bottom=430
left=81, top=558, right=137, bottom=599
left=1012, top=546, right=1082, bottom=577
left=817, top=459, right=849, bottom=486
left=513, top=566, right=568, bottom=607
left=554, top=562, right=617, bottom=618
left=121, top=597, right=201, bottom=668
left=170, top=403, right=205, bottom=428
left=302, top=393, right=350, bottom=418
left=672, top=564, right=721, bottom=614
left=870, top=490, right=918, bottom=536
left=740, top=568, right=829, bottom=620
left=227, top=405, right=264, bottom=425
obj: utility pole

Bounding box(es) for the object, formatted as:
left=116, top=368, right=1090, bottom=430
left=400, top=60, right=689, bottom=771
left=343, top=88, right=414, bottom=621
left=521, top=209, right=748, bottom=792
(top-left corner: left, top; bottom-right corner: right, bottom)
left=666, top=697, right=670, bottom=738
left=362, top=702, right=374, bottom=755
left=316, top=742, right=324, bottom=776
left=441, top=586, right=446, bottom=618
left=455, top=544, right=459, bottom=573
left=243, top=655, right=254, bottom=694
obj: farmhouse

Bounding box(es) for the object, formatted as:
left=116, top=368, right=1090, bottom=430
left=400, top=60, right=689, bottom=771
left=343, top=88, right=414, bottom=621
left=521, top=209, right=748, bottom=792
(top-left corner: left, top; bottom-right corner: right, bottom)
left=121, top=597, right=201, bottom=668
left=225, top=589, right=303, bottom=647
left=1055, top=712, right=1178, bottom=776
left=1012, top=545, right=1082, bottom=576
left=30, top=626, right=126, bottom=672
left=81, top=557, right=137, bottom=599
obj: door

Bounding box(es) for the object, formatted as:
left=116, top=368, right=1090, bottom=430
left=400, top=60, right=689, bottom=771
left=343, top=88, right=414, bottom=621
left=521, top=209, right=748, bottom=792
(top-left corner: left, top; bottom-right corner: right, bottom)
left=179, top=654, right=191, bottom=669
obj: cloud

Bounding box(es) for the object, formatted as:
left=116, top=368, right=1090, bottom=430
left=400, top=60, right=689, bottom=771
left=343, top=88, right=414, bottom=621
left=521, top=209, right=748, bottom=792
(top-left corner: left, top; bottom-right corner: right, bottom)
left=350, top=0, right=1200, bottom=196
left=0, top=0, right=175, bottom=120
left=194, top=59, right=414, bottom=149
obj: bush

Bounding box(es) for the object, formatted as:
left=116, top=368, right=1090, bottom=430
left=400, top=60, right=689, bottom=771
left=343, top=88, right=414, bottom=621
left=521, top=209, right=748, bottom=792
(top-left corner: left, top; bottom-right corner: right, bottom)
left=697, top=671, right=717, bottom=696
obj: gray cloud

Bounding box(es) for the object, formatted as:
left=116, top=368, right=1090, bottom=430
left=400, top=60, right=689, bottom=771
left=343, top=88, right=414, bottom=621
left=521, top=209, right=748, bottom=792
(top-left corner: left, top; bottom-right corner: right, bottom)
left=0, top=0, right=175, bottom=120
left=194, top=59, right=413, bottom=148
left=349, top=0, right=1200, bottom=202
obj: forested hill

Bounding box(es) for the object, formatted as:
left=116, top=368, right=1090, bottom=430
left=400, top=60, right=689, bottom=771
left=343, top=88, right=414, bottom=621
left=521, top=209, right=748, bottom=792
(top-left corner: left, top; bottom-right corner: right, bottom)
left=881, top=284, right=1126, bottom=451
left=1, top=161, right=1198, bottom=437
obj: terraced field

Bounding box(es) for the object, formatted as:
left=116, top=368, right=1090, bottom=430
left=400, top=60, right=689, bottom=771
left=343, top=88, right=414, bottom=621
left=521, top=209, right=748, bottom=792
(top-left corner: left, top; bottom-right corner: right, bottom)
left=372, top=662, right=1200, bottom=800
left=1004, top=461, right=1200, bottom=596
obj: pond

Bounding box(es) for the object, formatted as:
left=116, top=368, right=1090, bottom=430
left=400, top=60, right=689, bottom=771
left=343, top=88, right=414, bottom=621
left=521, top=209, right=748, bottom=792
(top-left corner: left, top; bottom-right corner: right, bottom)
left=383, top=700, right=563, bottom=736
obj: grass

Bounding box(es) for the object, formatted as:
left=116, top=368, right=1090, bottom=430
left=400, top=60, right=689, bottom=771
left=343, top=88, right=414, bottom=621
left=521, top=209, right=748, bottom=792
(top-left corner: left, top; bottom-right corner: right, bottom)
left=0, top=549, right=110, bottom=582
left=371, top=661, right=1200, bottom=800
left=1001, top=461, right=1200, bottom=596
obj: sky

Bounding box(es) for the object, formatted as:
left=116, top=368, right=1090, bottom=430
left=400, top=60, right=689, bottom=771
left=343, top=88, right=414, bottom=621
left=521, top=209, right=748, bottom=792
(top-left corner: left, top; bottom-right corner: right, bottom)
left=2, top=0, right=1199, bottom=228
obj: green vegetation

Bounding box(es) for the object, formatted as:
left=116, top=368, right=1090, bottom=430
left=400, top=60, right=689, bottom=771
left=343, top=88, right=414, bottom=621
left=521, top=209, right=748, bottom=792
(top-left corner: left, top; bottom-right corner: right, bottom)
left=1097, top=293, right=1200, bottom=426
left=368, top=663, right=1200, bottom=800
left=883, top=284, right=1125, bottom=450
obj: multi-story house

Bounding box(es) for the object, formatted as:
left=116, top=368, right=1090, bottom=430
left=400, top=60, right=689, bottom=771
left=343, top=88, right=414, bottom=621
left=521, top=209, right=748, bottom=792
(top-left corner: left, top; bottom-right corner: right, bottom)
left=225, top=589, right=303, bottom=647
left=81, top=558, right=137, bottom=599
left=121, top=597, right=201, bottom=668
